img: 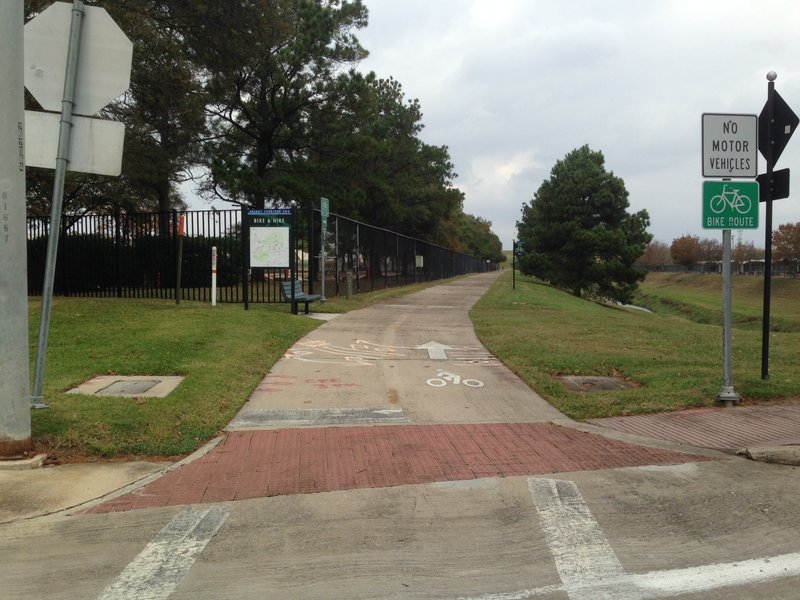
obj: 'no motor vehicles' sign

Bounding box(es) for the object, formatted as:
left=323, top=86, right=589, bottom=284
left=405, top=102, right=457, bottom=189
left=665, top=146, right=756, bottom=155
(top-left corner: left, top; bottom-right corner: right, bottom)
left=702, top=113, right=758, bottom=178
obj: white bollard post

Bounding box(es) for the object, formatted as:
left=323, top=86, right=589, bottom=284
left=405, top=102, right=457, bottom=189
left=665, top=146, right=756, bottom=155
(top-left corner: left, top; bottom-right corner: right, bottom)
left=211, top=246, right=217, bottom=306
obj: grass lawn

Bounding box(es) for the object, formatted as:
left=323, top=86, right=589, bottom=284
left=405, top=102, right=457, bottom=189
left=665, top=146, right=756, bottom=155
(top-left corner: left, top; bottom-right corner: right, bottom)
left=634, top=272, right=800, bottom=332
left=471, top=271, right=800, bottom=420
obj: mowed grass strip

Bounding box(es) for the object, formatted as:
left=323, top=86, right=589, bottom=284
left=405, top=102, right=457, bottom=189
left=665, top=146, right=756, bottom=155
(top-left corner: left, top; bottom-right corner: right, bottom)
left=28, top=279, right=458, bottom=460
left=471, top=271, right=800, bottom=420
left=635, top=272, right=800, bottom=333
left=28, top=298, right=320, bottom=459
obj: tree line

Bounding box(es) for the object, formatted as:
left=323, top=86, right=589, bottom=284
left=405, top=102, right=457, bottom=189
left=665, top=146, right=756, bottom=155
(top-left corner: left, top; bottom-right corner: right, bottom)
left=514, top=143, right=800, bottom=302
left=641, top=222, right=800, bottom=267
left=23, top=0, right=504, bottom=264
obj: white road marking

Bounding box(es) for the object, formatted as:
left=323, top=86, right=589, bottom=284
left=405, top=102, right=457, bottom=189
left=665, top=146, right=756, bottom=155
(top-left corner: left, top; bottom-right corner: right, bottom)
left=628, top=553, right=800, bottom=596
left=456, top=478, right=800, bottom=600
left=96, top=505, right=230, bottom=600
left=286, top=338, right=499, bottom=365
left=426, top=369, right=485, bottom=388
left=528, top=478, right=640, bottom=599
left=416, top=341, right=453, bottom=359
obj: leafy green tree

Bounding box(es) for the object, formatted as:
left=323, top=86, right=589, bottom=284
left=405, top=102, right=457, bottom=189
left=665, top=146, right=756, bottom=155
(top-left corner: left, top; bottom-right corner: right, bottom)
left=105, top=0, right=206, bottom=214
left=457, top=214, right=505, bottom=263
left=25, top=0, right=205, bottom=222
left=23, top=0, right=503, bottom=258
left=517, top=145, right=651, bottom=302
left=182, top=0, right=368, bottom=210
left=297, top=74, right=464, bottom=241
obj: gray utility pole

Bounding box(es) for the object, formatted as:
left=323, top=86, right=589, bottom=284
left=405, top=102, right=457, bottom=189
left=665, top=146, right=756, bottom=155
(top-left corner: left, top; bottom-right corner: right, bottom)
left=31, top=0, right=86, bottom=407
left=0, top=1, right=32, bottom=456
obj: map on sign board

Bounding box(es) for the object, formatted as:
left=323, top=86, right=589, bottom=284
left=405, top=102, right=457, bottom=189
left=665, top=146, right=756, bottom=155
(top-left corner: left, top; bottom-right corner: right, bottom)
left=250, top=226, right=290, bottom=268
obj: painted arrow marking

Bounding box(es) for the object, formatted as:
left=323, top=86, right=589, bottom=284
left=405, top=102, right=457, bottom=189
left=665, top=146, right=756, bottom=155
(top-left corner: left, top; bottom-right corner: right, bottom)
left=417, top=341, right=453, bottom=360
left=455, top=478, right=800, bottom=600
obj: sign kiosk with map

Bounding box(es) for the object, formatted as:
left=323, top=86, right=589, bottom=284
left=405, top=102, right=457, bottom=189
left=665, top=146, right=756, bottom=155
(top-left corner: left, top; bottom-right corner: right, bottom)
left=248, top=209, right=292, bottom=268
left=243, top=208, right=295, bottom=311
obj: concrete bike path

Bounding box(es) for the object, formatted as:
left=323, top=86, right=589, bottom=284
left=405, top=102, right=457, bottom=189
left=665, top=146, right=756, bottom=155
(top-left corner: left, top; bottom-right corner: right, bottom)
left=85, top=272, right=712, bottom=513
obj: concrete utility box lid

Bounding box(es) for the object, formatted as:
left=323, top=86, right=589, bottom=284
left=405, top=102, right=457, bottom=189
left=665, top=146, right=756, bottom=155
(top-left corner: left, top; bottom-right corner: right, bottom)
left=67, top=375, right=184, bottom=398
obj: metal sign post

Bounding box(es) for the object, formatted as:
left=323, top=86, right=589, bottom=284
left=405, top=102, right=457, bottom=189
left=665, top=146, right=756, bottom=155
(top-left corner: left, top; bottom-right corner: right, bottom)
left=320, top=197, right=329, bottom=302
left=512, top=240, right=524, bottom=290
left=31, top=0, right=87, bottom=408
left=758, top=71, right=798, bottom=379
left=718, top=229, right=739, bottom=406
left=701, top=180, right=759, bottom=405
left=26, top=0, right=132, bottom=405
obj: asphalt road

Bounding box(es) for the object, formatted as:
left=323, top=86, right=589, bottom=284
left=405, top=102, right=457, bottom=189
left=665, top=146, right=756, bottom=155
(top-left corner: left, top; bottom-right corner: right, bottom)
left=2, top=272, right=799, bottom=599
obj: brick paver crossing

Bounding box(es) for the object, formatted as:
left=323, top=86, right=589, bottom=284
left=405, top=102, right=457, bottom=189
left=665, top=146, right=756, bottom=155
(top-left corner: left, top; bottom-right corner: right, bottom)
left=86, top=422, right=712, bottom=513
left=589, top=402, right=800, bottom=450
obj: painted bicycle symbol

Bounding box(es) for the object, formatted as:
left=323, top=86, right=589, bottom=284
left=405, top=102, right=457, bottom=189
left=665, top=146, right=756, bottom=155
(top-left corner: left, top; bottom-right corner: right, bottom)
left=710, top=184, right=752, bottom=215
left=426, top=369, right=484, bottom=388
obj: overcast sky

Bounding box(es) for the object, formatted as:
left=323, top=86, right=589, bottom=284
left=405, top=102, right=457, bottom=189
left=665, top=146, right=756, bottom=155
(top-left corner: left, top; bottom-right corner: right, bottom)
left=355, top=0, right=800, bottom=250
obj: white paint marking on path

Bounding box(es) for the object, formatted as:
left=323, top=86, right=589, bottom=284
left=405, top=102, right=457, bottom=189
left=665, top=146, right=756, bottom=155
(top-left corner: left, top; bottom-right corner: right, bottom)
left=628, top=553, right=800, bottom=597
left=416, top=341, right=453, bottom=360
left=456, top=479, right=800, bottom=600
left=454, top=584, right=566, bottom=599
left=528, top=478, right=641, bottom=599
left=96, top=505, right=231, bottom=600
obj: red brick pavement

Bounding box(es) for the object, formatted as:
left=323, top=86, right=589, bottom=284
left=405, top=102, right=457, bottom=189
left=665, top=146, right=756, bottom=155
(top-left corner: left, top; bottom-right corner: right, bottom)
left=84, top=422, right=714, bottom=514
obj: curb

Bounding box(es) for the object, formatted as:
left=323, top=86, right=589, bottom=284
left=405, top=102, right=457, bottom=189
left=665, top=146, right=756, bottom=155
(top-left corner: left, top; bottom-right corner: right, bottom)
left=0, top=454, right=47, bottom=471
left=738, top=445, right=800, bottom=466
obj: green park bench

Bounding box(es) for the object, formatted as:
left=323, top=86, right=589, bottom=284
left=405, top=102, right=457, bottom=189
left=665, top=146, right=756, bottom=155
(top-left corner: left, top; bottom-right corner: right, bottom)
left=280, top=279, right=321, bottom=314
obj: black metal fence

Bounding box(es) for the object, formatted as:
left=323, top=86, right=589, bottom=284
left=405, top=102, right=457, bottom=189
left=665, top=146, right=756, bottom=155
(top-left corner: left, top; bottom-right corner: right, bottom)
left=27, top=207, right=497, bottom=303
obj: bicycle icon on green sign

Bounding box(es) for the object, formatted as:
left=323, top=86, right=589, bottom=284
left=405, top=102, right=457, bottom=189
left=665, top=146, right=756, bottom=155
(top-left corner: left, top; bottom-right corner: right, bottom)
left=709, top=184, right=752, bottom=215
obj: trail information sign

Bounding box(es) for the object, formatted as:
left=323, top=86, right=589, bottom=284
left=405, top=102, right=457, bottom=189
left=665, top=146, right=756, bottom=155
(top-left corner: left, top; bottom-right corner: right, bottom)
left=702, top=113, right=758, bottom=178
left=702, top=181, right=759, bottom=229
left=248, top=209, right=291, bottom=268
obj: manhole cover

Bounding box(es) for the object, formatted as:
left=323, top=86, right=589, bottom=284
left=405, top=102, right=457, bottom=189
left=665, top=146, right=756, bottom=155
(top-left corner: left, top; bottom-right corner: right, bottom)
left=98, top=380, right=159, bottom=396
left=555, top=375, right=636, bottom=392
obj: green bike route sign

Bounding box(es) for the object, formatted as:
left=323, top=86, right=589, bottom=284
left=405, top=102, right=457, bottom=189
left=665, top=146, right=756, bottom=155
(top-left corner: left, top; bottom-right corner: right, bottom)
left=702, top=181, right=759, bottom=229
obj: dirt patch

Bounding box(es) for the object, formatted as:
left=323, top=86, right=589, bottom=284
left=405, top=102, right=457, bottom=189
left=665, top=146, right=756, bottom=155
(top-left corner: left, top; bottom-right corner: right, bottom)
left=554, top=375, right=639, bottom=392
